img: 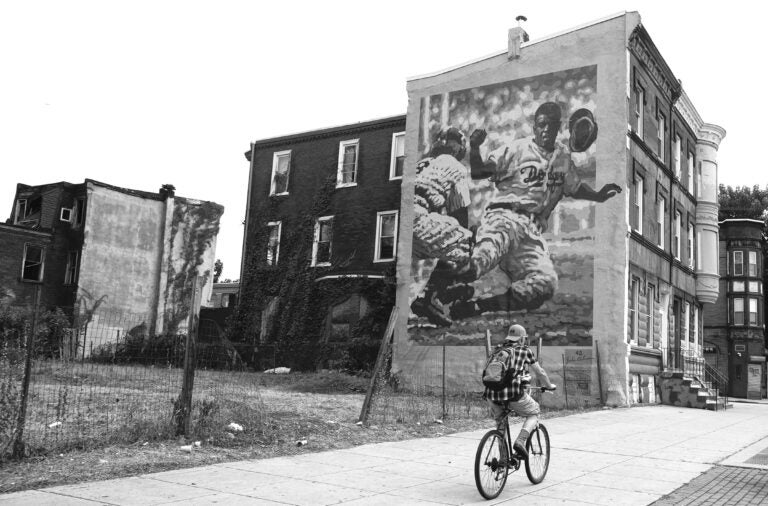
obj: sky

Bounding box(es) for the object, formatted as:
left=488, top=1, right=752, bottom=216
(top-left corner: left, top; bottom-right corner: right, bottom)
left=1, top=1, right=764, bottom=280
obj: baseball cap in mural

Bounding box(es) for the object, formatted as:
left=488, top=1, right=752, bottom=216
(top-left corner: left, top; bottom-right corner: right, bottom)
left=505, top=324, right=527, bottom=342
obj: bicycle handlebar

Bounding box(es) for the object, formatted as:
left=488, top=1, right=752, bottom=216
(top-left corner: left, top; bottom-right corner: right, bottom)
left=528, top=385, right=557, bottom=392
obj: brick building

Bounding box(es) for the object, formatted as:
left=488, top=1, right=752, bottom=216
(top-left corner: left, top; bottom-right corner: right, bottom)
left=703, top=219, right=767, bottom=399
left=393, top=12, right=726, bottom=407
left=1, top=179, right=223, bottom=355
left=239, top=115, right=405, bottom=368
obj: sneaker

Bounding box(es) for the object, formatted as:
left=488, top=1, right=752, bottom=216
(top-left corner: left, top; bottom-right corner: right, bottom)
left=513, top=441, right=528, bottom=460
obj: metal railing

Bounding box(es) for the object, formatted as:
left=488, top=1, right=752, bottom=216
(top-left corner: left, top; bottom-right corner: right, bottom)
left=704, top=362, right=729, bottom=411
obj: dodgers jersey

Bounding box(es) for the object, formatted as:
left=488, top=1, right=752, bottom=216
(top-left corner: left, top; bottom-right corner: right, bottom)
left=487, top=137, right=582, bottom=220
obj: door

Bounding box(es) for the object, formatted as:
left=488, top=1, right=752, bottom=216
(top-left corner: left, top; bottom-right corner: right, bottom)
left=729, top=341, right=748, bottom=398
left=747, top=363, right=762, bottom=400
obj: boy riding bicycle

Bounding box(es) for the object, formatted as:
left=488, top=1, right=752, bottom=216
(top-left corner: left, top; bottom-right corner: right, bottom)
left=484, top=324, right=556, bottom=459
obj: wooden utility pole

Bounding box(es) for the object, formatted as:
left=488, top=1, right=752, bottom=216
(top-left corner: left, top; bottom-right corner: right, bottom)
left=175, top=276, right=204, bottom=436
left=13, top=286, right=41, bottom=458
left=358, top=307, right=398, bottom=424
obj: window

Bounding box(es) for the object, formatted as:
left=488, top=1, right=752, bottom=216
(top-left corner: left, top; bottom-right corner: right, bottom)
left=733, top=298, right=744, bottom=325
left=682, top=302, right=689, bottom=346
left=696, top=162, right=702, bottom=199
left=748, top=281, right=761, bottom=293
left=312, top=216, right=333, bottom=266
left=646, top=283, right=656, bottom=348
left=337, top=139, right=359, bottom=187
left=389, top=132, right=405, bottom=179
left=687, top=153, right=694, bottom=193
left=64, top=251, right=79, bottom=285
left=266, top=221, right=281, bottom=266
left=656, top=195, right=665, bottom=248
left=628, top=277, right=640, bottom=344
left=733, top=281, right=745, bottom=292
left=60, top=207, right=73, bottom=222
left=374, top=211, right=398, bottom=262
left=75, top=197, right=86, bottom=226
left=631, top=174, right=643, bottom=233
left=673, top=211, right=681, bottom=260
left=21, top=244, right=45, bottom=282
left=14, top=199, right=27, bottom=223
left=15, top=197, right=41, bottom=226
left=749, top=298, right=758, bottom=325
left=687, top=223, right=695, bottom=269
left=748, top=251, right=757, bottom=276
left=270, top=150, right=291, bottom=196
left=693, top=306, right=699, bottom=346
left=733, top=251, right=744, bottom=276
left=673, top=135, right=682, bottom=178
left=657, top=112, right=666, bottom=161
left=635, top=85, right=644, bottom=138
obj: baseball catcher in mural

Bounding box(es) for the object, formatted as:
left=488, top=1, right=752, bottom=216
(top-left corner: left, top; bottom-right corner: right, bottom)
left=409, top=126, right=474, bottom=326
left=412, top=101, right=622, bottom=326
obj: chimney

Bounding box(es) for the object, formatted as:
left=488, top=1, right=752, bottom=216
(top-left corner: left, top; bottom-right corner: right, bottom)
left=508, top=15, right=530, bottom=60
left=159, top=184, right=176, bottom=199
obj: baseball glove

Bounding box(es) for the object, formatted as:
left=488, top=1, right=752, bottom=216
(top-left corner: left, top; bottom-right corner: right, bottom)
left=412, top=210, right=471, bottom=269
left=568, top=108, right=598, bottom=152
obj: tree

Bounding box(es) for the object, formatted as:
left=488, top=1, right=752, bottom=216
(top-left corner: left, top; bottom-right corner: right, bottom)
left=718, top=184, right=768, bottom=221
left=214, top=259, right=223, bottom=283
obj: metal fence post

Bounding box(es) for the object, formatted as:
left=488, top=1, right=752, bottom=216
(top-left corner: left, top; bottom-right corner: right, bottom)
left=595, top=340, right=605, bottom=405
left=562, top=354, right=569, bottom=409
left=175, top=276, right=204, bottom=436
left=13, top=286, right=41, bottom=459
left=441, top=339, right=446, bottom=419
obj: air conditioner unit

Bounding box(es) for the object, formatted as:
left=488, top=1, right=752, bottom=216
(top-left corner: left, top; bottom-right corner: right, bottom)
left=60, top=207, right=73, bottom=222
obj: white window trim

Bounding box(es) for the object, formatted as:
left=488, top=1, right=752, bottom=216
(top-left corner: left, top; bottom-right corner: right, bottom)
left=657, top=113, right=665, bottom=162
left=635, top=85, right=644, bottom=138
left=674, top=211, right=681, bottom=260
left=629, top=277, right=639, bottom=345
left=749, top=298, right=758, bottom=326
left=337, top=139, right=359, bottom=188
left=632, top=175, right=643, bottom=234
left=21, top=243, right=45, bottom=282
left=266, top=221, right=282, bottom=266
left=389, top=132, right=405, bottom=180
left=693, top=306, right=699, bottom=349
left=748, top=251, right=757, bottom=277
left=687, top=153, right=694, bottom=193
left=674, top=135, right=682, bottom=178
left=687, top=223, right=695, bottom=269
left=311, top=215, right=334, bottom=267
left=734, top=251, right=744, bottom=276
left=60, top=207, right=73, bottom=222
left=657, top=196, right=665, bottom=249
left=734, top=297, right=745, bottom=326
left=682, top=302, right=690, bottom=346
left=270, top=150, right=291, bottom=196
left=374, top=210, right=399, bottom=262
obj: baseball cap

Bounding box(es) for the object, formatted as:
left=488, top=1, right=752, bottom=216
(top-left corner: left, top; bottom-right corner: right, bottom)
left=505, top=324, right=527, bottom=342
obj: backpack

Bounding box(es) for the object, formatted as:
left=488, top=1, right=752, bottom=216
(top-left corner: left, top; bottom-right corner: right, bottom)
left=482, top=346, right=521, bottom=391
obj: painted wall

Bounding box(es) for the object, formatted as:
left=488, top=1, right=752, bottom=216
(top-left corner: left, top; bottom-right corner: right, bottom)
left=395, top=13, right=637, bottom=406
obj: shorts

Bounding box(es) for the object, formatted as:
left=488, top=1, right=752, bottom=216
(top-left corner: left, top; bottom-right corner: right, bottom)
left=487, top=393, right=540, bottom=426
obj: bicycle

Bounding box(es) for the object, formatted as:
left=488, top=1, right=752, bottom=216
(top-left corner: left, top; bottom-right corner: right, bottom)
left=474, top=385, right=555, bottom=499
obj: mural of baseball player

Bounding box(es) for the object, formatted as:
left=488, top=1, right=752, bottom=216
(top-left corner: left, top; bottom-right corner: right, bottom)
left=448, top=101, right=622, bottom=319
left=409, top=127, right=473, bottom=325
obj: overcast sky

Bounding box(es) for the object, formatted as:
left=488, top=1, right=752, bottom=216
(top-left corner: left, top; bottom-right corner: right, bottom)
left=1, top=1, right=762, bottom=280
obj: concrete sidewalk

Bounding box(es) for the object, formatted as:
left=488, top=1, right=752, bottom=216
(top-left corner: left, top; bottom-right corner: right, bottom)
left=2, top=403, right=767, bottom=505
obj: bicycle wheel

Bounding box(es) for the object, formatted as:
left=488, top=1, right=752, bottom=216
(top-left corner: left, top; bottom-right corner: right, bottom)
left=474, top=429, right=508, bottom=499
left=525, top=423, right=550, bottom=484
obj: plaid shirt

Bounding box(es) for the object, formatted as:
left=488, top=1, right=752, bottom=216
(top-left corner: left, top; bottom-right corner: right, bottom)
left=484, top=344, right=536, bottom=402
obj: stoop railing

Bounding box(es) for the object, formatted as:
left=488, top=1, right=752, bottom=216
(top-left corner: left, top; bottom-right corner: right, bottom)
left=704, top=363, right=729, bottom=411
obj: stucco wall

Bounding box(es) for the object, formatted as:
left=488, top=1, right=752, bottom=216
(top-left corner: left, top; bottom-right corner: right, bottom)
left=394, top=13, right=637, bottom=406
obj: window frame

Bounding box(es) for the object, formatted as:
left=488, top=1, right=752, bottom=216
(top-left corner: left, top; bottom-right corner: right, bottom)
left=749, top=298, right=758, bottom=326
left=337, top=139, right=359, bottom=188
left=748, top=251, right=757, bottom=277
left=656, top=194, right=665, bottom=249
left=374, top=210, right=399, bottom=263
left=631, top=173, right=643, bottom=234
left=673, top=134, right=682, bottom=178
left=266, top=221, right=282, bottom=266
left=270, top=150, right=291, bottom=196
left=733, top=251, right=744, bottom=276
left=75, top=197, right=86, bottom=227
left=687, top=152, right=694, bottom=193
left=733, top=297, right=745, bottom=326
left=656, top=111, right=666, bottom=162
left=629, top=276, right=640, bottom=345
left=21, top=243, right=45, bottom=283
left=389, top=132, right=405, bottom=180
left=311, top=215, right=334, bottom=267
left=687, top=222, right=695, bottom=269
left=673, top=210, right=681, bottom=260
left=634, top=84, right=645, bottom=138
left=64, top=250, right=79, bottom=285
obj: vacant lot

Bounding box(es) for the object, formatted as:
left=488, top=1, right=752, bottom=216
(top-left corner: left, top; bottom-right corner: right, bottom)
left=1, top=366, right=592, bottom=494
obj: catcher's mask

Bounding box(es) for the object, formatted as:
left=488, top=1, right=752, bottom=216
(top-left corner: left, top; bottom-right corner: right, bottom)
left=569, top=108, right=598, bottom=153
left=431, top=126, right=467, bottom=161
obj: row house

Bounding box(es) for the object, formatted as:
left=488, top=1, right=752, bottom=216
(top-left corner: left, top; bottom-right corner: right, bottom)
left=392, top=12, right=726, bottom=407
left=240, top=116, right=405, bottom=367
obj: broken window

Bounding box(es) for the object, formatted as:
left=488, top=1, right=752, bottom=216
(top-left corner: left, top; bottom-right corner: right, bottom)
left=22, top=244, right=45, bottom=282
left=312, top=216, right=333, bottom=266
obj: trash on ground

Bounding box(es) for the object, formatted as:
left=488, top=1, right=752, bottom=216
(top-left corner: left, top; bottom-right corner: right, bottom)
left=433, top=419, right=444, bottom=424
left=296, top=439, right=308, bottom=447
left=48, top=421, right=62, bottom=429
left=179, top=445, right=193, bottom=453
left=264, top=367, right=291, bottom=374
left=194, top=441, right=201, bottom=448
left=227, top=422, right=244, bottom=432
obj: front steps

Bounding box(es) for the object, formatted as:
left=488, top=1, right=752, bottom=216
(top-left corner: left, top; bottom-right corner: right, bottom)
left=660, top=371, right=731, bottom=411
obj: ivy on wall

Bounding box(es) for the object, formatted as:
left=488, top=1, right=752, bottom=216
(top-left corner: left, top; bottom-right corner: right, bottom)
left=229, top=176, right=395, bottom=372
